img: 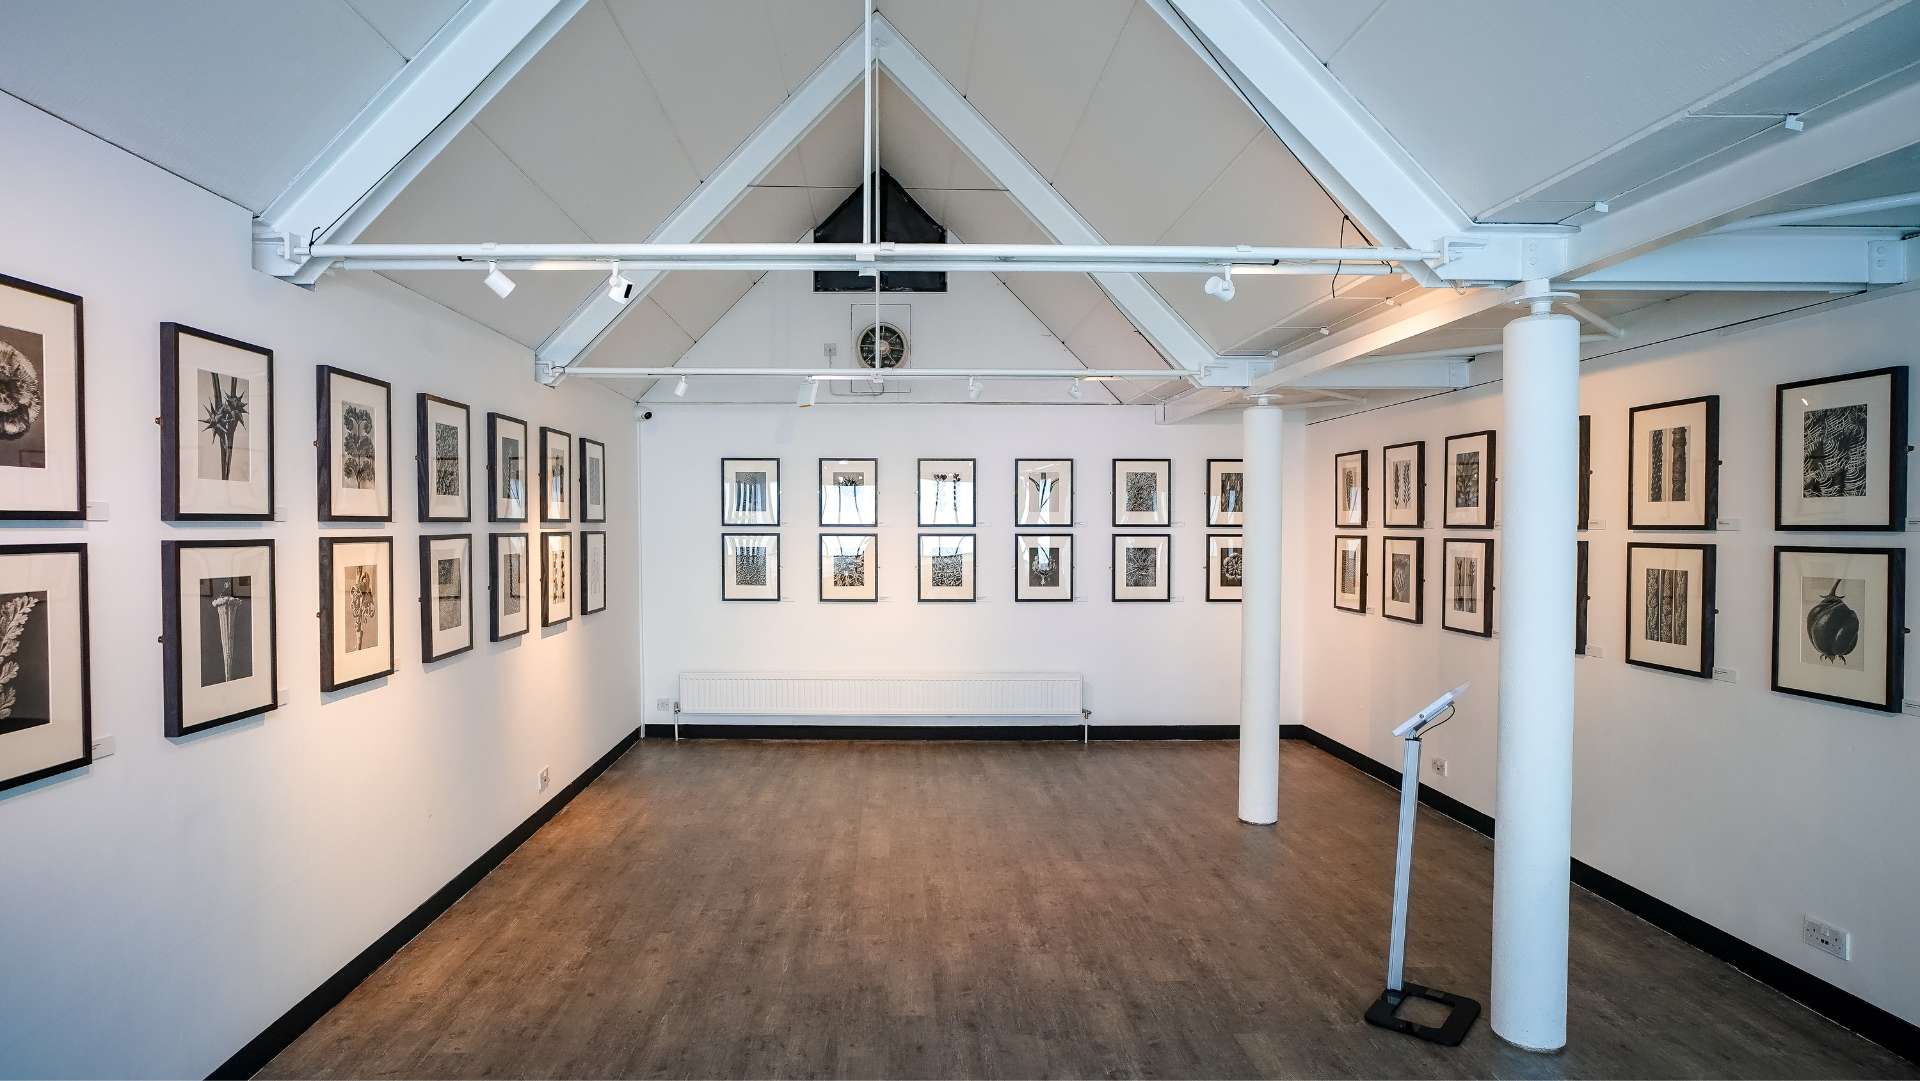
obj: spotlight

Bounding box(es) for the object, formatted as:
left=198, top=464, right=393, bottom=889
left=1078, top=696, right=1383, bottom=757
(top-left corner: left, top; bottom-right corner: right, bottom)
left=483, top=261, right=515, bottom=299
left=606, top=261, right=635, bottom=304
left=673, top=375, right=688, bottom=398
left=967, top=377, right=981, bottom=401
left=1068, top=379, right=1083, bottom=400
left=797, top=379, right=819, bottom=408
left=1203, top=268, right=1235, bottom=302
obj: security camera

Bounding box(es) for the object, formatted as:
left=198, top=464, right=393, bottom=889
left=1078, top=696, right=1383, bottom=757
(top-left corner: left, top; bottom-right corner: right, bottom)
left=640, top=410, right=653, bottom=421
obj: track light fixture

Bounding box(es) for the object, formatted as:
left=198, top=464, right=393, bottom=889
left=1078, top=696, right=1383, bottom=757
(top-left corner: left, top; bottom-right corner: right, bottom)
left=483, top=260, right=515, bottom=299
left=1068, top=379, right=1083, bottom=399
left=967, top=377, right=981, bottom=401
left=673, top=375, right=689, bottom=398
left=1203, top=267, right=1235, bottom=302
left=606, top=261, right=635, bottom=304
left=797, top=378, right=819, bottom=408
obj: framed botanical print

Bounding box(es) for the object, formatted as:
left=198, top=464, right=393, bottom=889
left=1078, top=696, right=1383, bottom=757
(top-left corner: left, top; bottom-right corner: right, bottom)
left=1772, top=546, right=1905, bottom=711
left=1015, top=534, right=1073, bottom=602
left=1206, top=534, right=1243, bottom=603
left=1206, top=459, right=1244, bottom=527
left=1382, top=441, right=1423, bottom=528
left=820, top=533, right=878, bottom=602
left=1577, top=415, right=1592, bottom=531
left=0, top=274, right=85, bottom=520
left=1443, top=431, right=1495, bottom=529
left=722, top=533, right=780, bottom=601
left=161, top=323, right=272, bottom=521
left=578, top=437, right=607, bottom=524
left=1113, top=458, right=1171, bottom=527
left=1576, top=540, right=1590, bottom=656
left=581, top=530, right=608, bottom=615
left=539, top=426, right=572, bottom=523
left=1629, top=396, right=1718, bottom=530
left=487, top=413, right=529, bottom=523
left=1441, top=538, right=1493, bottom=636
left=162, top=539, right=276, bottom=736
left=918, top=533, right=977, bottom=601
left=316, top=366, right=391, bottom=522
left=1334, top=450, right=1367, bottom=527
left=488, top=532, right=530, bottom=640
left=1382, top=536, right=1423, bottom=624
left=0, top=543, right=90, bottom=792
left=1626, top=542, right=1715, bottom=678
left=820, top=457, right=877, bottom=526
left=1333, top=535, right=1366, bottom=612
left=1016, top=458, right=1073, bottom=527
left=541, top=530, right=572, bottom=626
left=918, top=458, right=976, bottom=526
left=1776, top=367, right=1908, bottom=531
left=416, top=394, right=469, bottom=523
left=1112, top=534, right=1170, bottom=602
left=722, top=458, right=780, bottom=526
left=419, top=534, right=473, bottom=663
left=318, top=536, right=393, bottom=691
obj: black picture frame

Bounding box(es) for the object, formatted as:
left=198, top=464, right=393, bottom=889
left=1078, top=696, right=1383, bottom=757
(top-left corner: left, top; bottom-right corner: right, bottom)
left=578, top=437, right=608, bottom=524
left=540, top=530, right=572, bottom=627
left=1014, top=534, right=1075, bottom=603
left=1577, top=415, right=1592, bottom=531
left=1111, top=458, right=1172, bottom=527
left=0, top=543, right=91, bottom=792
left=1334, top=450, right=1368, bottom=528
left=1110, top=533, right=1172, bottom=603
left=1444, top=430, right=1497, bottom=529
left=1382, top=536, right=1424, bottom=624
left=917, top=533, right=978, bottom=602
left=539, top=426, right=572, bottom=524
left=1627, top=395, right=1719, bottom=531
left=1204, top=533, right=1242, bottom=603
left=162, top=539, right=277, bottom=736
left=488, top=532, right=530, bottom=641
left=418, top=534, right=474, bottom=663
left=486, top=412, right=529, bottom=524
left=917, top=457, right=977, bottom=527
left=580, top=529, right=608, bottom=615
left=1333, top=534, right=1367, bottom=613
left=0, top=273, right=85, bottom=521
left=1625, top=541, right=1716, bottom=678
left=160, top=323, right=273, bottom=522
left=820, top=457, right=879, bottom=527
left=1771, top=545, right=1907, bottom=712
left=1014, top=458, right=1074, bottom=528
left=721, top=533, right=781, bottom=601
left=1575, top=539, right=1589, bottom=655
left=1206, top=458, right=1244, bottom=528
left=1774, top=366, right=1909, bottom=532
left=318, top=535, right=395, bottom=692
left=415, top=393, right=470, bottom=523
left=820, top=533, right=880, bottom=602
left=1381, top=440, right=1424, bottom=528
left=721, top=458, right=781, bottom=526
left=316, top=365, right=393, bottom=523
left=1441, top=538, right=1495, bottom=637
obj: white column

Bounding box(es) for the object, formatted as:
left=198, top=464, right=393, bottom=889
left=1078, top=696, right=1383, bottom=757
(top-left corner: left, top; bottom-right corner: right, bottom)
left=1239, top=400, right=1284, bottom=825
left=1491, top=298, right=1580, bottom=1051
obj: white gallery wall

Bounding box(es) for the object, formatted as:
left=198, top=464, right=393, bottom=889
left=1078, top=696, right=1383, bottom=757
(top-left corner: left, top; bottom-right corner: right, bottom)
left=0, top=92, right=641, bottom=1078
left=1293, top=287, right=1920, bottom=1026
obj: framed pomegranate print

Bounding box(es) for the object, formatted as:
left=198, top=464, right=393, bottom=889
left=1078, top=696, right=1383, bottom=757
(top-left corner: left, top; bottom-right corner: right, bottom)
left=1772, top=546, right=1905, bottom=712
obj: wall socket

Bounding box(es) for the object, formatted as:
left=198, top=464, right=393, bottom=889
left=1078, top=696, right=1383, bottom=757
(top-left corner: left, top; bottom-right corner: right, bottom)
left=538, top=766, right=550, bottom=793
left=1430, top=757, right=1448, bottom=777
left=655, top=698, right=672, bottom=713
left=1803, top=915, right=1850, bottom=961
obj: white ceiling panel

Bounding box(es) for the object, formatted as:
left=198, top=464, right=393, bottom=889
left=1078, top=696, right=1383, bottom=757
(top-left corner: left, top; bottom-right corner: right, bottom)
left=606, top=0, right=792, bottom=178
left=642, top=269, right=761, bottom=343
left=874, top=76, right=961, bottom=192
left=1147, top=272, right=1331, bottom=353
left=1255, top=0, right=1386, bottom=61
left=1735, top=143, right=1920, bottom=227
left=723, top=185, right=819, bottom=242
left=1489, top=115, right=1779, bottom=221
left=1158, top=132, right=1344, bottom=245
left=962, top=0, right=1136, bottom=179
left=1708, top=1, right=1920, bottom=115
left=941, top=189, right=1045, bottom=243
left=577, top=296, right=696, bottom=368
left=380, top=268, right=601, bottom=349
left=1064, top=300, right=1172, bottom=372
left=998, top=274, right=1107, bottom=344
left=796, top=86, right=866, bottom=190
left=344, top=0, right=466, bottom=59
left=879, top=0, right=982, bottom=91
left=764, top=0, right=861, bottom=93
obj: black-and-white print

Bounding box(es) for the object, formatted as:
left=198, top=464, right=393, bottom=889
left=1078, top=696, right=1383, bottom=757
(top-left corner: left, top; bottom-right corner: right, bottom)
left=931, top=551, right=966, bottom=588
left=1391, top=554, right=1412, bottom=603
left=0, top=589, right=50, bottom=734
left=547, top=448, right=567, bottom=506
left=345, top=565, right=379, bottom=652
left=1029, top=473, right=1059, bottom=515
left=0, top=323, right=47, bottom=470
left=1803, top=405, right=1868, bottom=498
left=931, top=473, right=965, bottom=520
left=735, top=545, right=769, bottom=587
left=197, top=575, right=253, bottom=687
left=1027, top=546, right=1061, bottom=588
left=340, top=401, right=376, bottom=490
left=1451, top=556, right=1477, bottom=613
left=503, top=553, right=524, bottom=616
left=735, top=471, right=769, bottom=516
left=831, top=472, right=867, bottom=521
left=549, top=547, right=567, bottom=606
left=1340, top=465, right=1361, bottom=517
left=1648, top=426, right=1690, bottom=503
left=433, top=422, right=460, bottom=497
left=197, top=369, right=249, bottom=483
left=1802, top=576, right=1864, bottom=669
left=1125, top=471, right=1158, bottom=514
left=1643, top=567, right=1689, bottom=645
left=1339, top=547, right=1359, bottom=595
left=436, top=557, right=462, bottom=631
left=501, top=437, right=523, bottom=501
left=1453, top=452, right=1480, bottom=509
left=1219, top=546, right=1243, bottom=587
left=1219, top=472, right=1243, bottom=514
left=832, top=552, right=866, bottom=588
left=1125, top=546, right=1158, bottom=588
left=1391, top=461, right=1413, bottom=511
left=587, top=455, right=604, bottom=506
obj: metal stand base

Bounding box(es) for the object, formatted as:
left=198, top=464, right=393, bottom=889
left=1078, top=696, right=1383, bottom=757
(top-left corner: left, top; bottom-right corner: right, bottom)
left=1364, top=983, right=1481, bottom=1046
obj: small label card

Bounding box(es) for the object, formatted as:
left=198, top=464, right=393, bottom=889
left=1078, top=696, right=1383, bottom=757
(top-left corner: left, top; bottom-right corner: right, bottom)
left=1903, top=699, right=1920, bottom=718
left=1581, top=644, right=1605, bottom=659
left=1712, top=666, right=1738, bottom=684
left=1715, top=517, right=1742, bottom=531
left=1585, top=518, right=1605, bottom=530
left=84, top=502, right=108, bottom=521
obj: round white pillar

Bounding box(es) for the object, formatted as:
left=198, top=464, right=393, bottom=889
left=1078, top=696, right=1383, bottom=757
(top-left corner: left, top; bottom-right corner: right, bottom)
left=1239, top=401, right=1284, bottom=825
left=1490, top=301, right=1581, bottom=1051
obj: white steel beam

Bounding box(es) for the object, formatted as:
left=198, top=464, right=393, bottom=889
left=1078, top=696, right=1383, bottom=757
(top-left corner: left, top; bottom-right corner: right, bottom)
left=1567, top=229, right=1907, bottom=288
left=1254, top=282, right=1542, bottom=392
left=1285, top=358, right=1471, bottom=390
left=1159, top=388, right=1247, bottom=424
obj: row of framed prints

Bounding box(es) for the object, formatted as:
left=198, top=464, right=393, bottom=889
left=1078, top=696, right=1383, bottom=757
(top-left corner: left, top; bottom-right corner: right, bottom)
left=720, top=532, right=1247, bottom=603
left=721, top=457, right=1249, bottom=528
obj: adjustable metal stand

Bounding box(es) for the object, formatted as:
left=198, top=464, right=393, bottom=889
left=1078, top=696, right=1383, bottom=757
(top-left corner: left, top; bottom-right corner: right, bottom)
left=1363, top=683, right=1481, bottom=1047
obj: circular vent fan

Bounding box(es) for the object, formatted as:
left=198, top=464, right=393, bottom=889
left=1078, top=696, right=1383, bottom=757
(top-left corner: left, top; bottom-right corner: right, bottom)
left=856, top=322, right=908, bottom=369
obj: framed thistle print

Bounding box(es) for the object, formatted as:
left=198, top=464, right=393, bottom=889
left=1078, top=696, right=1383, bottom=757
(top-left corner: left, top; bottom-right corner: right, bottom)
left=161, top=323, right=271, bottom=521
left=1629, top=396, right=1718, bottom=530
left=1577, top=415, right=1592, bottom=530
left=1207, top=459, right=1245, bottom=527
left=1776, top=367, right=1908, bottom=531
left=1382, top=536, right=1423, bottom=624
left=1576, top=540, right=1590, bottom=655
left=918, top=458, right=976, bottom=526
left=1015, top=534, right=1073, bottom=602
left=1441, top=538, right=1493, bottom=636
left=1626, top=542, right=1716, bottom=678
left=162, top=540, right=276, bottom=736
left=1112, top=534, right=1170, bottom=602
left=820, top=457, right=878, bottom=526
left=581, top=530, right=608, bottom=615
left=1772, top=546, right=1905, bottom=711
left=541, top=530, right=572, bottom=626
left=578, top=437, right=607, bottom=524
left=539, top=426, right=572, bottom=523
left=722, top=533, right=780, bottom=601
left=722, top=458, right=780, bottom=526
left=416, top=394, right=469, bottom=523
left=1113, top=458, right=1171, bottom=527
left=318, top=536, right=393, bottom=692
left=488, top=532, right=530, bottom=641
left=419, top=534, right=472, bottom=663
left=487, top=413, right=529, bottom=523
left=1443, top=431, right=1495, bottom=528
left=820, top=533, right=878, bottom=602
left=0, top=274, right=84, bottom=520
left=1333, top=535, right=1366, bottom=612
left=1382, top=441, right=1423, bottom=528
left=317, top=366, right=391, bottom=522
left=1016, top=458, right=1073, bottom=527
left=0, top=544, right=90, bottom=792
left=1206, top=534, right=1243, bottom=603
left=1334, top=450, right=1367, bottom=527
left=918, top=533, right=977, bottom=602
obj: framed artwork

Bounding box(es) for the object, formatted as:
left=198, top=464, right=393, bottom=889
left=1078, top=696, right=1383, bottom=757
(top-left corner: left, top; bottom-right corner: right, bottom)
left=486, top=413, right=529, bottom=523
left=722, top=533, right=780, bottom=601
left=1112, top=534, right=1170, bottom=602
left=1772, top=546, right=1906, bottom=712
left=1113, top=458, right=1171, bottom=527
left=581, top=530, right=608, bottom=615
left=1206, top=534, right=1243, bottom=603
left=0, top=274, right=85, bottom=520
left=918, top=458, right=976, bottom=526
left=1443, top=431, right=1495, bottom=529
left=316, top=366, right=391, bottom=522
left=1576, top=540, right=1590, bottom=656
left=1441, top=538, right=1493, bottom=636
left=541, top=530, right=572, bottom=626
left=1334, top=450, right=1367, bottom=527
left=0, top=543, right=90, bottom=792
left=578, top=437, right=607, bottom=524
left=1776, top=367, right=1909, bottom=531
left=1382, top=441, right=1423, bottom=528
left=318, top=536, right=394, bottom=692
left=722, top=458, right=780, bottom=526
left=1016, top=458, right=1073, bottom=527
left=1628, top=395, right=1719, bottom=530
left=1333, top=535, right=1366, bottom=613
left=820, top=533, right=878, bottom=602
left=1626, top=542, right=1716, bottom=678
left=539, top=426, right=572, bottom=523
left=416, top=394, right=469, bottom=523
left=161, top=323, right=271, bottom=521
left=918, top=534, right=977, bottom=601
left=1382, top=536, right=1423, bottom=624
left=488, top=532, right=530, bottom=641
left=1577, top=415, right=1592, bottom=531
left=1015, top=534, right=1073, bottom=602
left=1206, top=459, right=1245, bottom=527
left=162, top=539, right=276, bottom=736
left=820, top=457, right=878, bottom=526
left=418, top=535, right=473, bottom=663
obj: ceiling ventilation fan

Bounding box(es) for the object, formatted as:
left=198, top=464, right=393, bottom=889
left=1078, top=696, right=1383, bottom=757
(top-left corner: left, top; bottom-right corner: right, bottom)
left=856, top=321, right=908, bottom=369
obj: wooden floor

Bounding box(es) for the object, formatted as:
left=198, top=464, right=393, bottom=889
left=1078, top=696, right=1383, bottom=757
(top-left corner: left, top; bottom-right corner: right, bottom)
left=263, top=739, right=1915, bottom=1079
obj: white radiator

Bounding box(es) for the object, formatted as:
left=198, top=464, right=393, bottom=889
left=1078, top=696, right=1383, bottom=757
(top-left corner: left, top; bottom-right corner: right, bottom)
left=676, top=672, right=1084, bottom=721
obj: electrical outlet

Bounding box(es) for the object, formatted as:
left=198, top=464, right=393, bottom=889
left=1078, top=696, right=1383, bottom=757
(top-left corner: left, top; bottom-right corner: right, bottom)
left=655, top=698, right=671, bottom=713
left=1803, top=915, right=1850, bottom=961
left=1712, top=666, right=1738, bottom=683
left=538, top=766, right=550, bottom=793
left=1431, top=757, right=1448, bottom=777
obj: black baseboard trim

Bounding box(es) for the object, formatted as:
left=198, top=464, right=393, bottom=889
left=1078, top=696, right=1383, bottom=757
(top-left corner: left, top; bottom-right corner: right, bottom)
left=644, top=723, right=1240, bottom=741
left=1089, top=724, right=1238, bottom=740
left=209, top=726, right=643, bottom=1080
left=1287, top=725, right=1918, bottom=1065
